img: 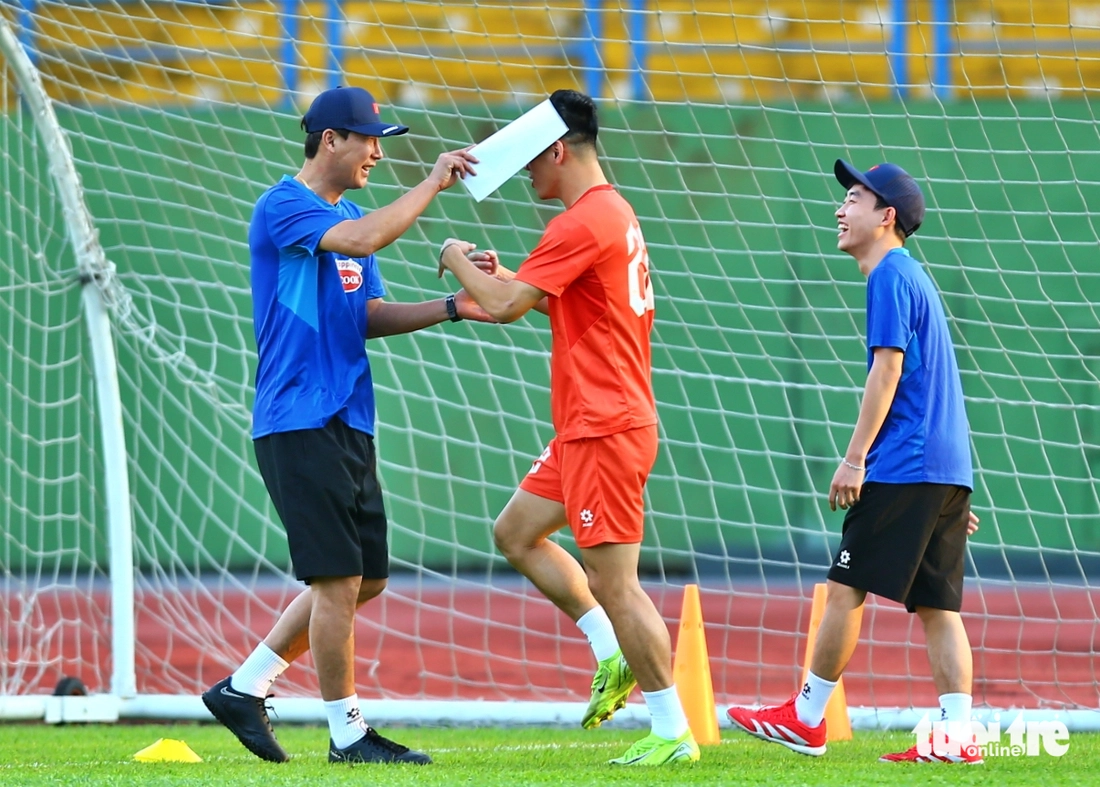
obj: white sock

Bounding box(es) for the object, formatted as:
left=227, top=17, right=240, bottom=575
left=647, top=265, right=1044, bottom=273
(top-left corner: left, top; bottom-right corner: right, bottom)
left=230, top=642, right=289, bottom=699
left=642, top=686, right=690, bottom=740
left=939, top=692, right=973, bottom=739
left=324, top=695, right=368, bottom=750
left=576, top=606, right=619, bottom=662
left=939, top=692, right=972, bottom=723
left=794, top=672, right=837, bottom=727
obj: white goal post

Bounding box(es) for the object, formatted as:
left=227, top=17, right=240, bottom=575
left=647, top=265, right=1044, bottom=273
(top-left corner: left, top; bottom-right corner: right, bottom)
left=0, top=14, right=133, bottom=724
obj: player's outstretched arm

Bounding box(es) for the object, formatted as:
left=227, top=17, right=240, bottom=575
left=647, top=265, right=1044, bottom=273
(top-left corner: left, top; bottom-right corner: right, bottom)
left=365, top=291, right=495, bottom=339
left=468, top=253, right=550, bottom=316
left=438, top=239, right=545, bottom=322
left=319, top=149, right=478, bottom=258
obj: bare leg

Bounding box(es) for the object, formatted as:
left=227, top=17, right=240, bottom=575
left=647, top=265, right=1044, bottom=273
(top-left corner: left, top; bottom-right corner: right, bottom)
left=262, top=578, right=388, bottom=664
left=306, top=576, right=365, bottom=700
left=808, top=580, right=867, bottom=681
left=916, top=607, right=973, bottom=695
left=261, top=589, right=313, bottom=663
left=494, top=489, right=597, bottom=622
left=580, top=543, right=672, bottom=691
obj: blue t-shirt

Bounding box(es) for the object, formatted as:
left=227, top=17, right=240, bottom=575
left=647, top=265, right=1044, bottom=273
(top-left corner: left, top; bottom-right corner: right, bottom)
left=864, top=248, right=973, bottom=489
left=249, top=175, right=385, bottom=439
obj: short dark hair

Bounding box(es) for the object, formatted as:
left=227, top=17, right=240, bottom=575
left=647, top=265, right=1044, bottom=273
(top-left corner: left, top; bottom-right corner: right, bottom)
left=301, top=119, right=350, bottom=159
left=874, top=192, right=909, bottom=243
left=549, top=89, right=598, bottom=150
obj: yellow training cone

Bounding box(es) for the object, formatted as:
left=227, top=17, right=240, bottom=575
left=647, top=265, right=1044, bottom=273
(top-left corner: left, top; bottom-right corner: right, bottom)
left=133, top=738, right=203, bottom=763
left=672, top=583, right=720, bottom=745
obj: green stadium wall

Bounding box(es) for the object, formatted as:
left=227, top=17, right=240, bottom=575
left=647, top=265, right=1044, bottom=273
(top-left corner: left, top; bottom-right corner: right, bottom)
left=3, top=100, right=1097, bottom=575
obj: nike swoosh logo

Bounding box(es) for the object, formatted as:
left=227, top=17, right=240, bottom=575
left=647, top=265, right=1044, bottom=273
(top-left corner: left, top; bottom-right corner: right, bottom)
left=221, top=685, right=245, bottom=699
left=596, top=674, right=610, bottom=693
left=382, top=125, right=400, bottom=134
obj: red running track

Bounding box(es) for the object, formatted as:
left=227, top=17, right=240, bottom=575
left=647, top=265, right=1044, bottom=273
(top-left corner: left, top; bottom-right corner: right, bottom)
left=2, top=582, right=1097, bottom=710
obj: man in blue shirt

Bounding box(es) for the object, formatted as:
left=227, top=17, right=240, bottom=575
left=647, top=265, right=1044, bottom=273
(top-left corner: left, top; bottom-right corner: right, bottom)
left=727, top=161, right=982, bottom=763
left=201, top=86, right=494, bottom=765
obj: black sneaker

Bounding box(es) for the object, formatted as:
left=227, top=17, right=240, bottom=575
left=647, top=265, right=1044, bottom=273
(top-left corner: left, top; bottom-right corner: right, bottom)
left=201, top=677, right=290, bottom=763
left=329, top=727, right=432, bottom=764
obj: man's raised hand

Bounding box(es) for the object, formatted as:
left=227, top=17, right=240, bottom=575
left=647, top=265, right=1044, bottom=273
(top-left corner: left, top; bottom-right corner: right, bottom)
left=430, top=148, right=478, bottom=192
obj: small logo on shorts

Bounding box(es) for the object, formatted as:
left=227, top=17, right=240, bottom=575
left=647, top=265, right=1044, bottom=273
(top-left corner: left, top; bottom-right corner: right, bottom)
left=580, top=509, right=594, bottom=527
left=836, top=549, right=851, bottom=569
left=336, top=258, right=363, bottom=293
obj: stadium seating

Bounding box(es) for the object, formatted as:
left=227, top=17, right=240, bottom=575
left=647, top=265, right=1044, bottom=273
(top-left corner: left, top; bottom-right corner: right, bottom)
left=9, top=0, right=1100, bottom=106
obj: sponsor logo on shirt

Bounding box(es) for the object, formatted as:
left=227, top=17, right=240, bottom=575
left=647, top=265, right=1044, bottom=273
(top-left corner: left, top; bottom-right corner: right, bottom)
left=336, top=258, right=363, bottom=293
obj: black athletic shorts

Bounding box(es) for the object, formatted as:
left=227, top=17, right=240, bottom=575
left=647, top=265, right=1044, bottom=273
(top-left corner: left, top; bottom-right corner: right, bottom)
left=827, top=481, right=970, bottom=612
left=254, top=417, right=388, bottom=582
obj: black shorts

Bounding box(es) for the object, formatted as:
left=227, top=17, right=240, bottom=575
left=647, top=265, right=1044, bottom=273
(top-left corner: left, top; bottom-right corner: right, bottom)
left=827, top=482, right=970, bottom=612
left=254, top=417, right=388, bottom=582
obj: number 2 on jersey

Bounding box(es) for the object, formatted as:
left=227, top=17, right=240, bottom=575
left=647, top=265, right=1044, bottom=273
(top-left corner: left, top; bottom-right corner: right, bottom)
left=626, top=222, right=655, bottom=317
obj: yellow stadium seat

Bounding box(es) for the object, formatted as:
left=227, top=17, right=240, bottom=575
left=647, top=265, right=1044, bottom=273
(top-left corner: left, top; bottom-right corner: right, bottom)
left=18, top=0, right=1100, bottom=106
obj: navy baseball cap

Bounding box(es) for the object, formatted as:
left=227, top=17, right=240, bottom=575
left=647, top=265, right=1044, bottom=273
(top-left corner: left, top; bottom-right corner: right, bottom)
left=302, top=86, right=409, bottom=138
left=834, top=159, right=925, bottom=237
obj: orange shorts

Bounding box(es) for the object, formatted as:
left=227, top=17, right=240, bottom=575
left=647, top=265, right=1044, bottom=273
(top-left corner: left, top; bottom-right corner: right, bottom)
left=519, top=425, right=658, bottom=548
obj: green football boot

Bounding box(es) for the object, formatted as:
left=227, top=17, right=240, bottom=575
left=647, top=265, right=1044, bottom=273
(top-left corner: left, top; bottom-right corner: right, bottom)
left=609, top=730, right=700, bottom=766
left=581, top=649, right=637, bottom=729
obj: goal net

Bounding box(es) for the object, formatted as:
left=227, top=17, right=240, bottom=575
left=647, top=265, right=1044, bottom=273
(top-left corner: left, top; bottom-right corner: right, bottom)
left=1, top=0, right=1097, bottom=725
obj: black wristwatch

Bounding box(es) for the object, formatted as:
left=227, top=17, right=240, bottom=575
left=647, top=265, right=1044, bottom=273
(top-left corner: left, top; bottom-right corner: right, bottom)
left=445, top=293, right=462, bottom=322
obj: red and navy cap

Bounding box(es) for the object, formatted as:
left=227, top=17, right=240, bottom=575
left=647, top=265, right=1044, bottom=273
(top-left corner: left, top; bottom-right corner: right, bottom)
left=303, top=86, right=409, bottom=138
left=834, top=159, right=925, bottom=237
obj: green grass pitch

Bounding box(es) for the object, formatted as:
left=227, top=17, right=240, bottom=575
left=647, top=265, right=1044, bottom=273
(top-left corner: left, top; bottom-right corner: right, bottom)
left=0, top=723, right=1094, bottom=786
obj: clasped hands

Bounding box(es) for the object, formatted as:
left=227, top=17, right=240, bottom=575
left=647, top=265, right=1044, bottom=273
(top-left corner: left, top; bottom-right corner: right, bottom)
left=437, top=237, right=501, bottom=279
left=436, top=238, right=510, bottom=323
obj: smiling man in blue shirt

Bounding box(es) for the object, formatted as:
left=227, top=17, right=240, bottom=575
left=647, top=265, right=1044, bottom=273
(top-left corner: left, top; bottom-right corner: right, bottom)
left=201, top=86, right=494, bottom=766
left=726, top=160, right=982, bottom=764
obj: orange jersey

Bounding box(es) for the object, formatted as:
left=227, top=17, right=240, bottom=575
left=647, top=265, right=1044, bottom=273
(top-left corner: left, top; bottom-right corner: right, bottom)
left=515, top=184, right=656, bottom=441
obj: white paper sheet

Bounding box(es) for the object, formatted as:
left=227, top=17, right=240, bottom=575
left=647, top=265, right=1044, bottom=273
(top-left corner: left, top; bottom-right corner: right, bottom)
left=463, top=99, right=568, bottom=202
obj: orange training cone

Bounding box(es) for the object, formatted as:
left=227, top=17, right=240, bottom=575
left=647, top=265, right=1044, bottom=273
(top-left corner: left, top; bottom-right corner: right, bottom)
left=801, top=582, right=852, bottom=741
left=672, top=583, right=720, bottom=745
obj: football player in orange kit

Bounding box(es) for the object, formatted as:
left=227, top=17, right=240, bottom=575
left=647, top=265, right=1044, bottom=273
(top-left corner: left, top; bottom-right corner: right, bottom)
left=438, top=89, right=699, bottom=767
